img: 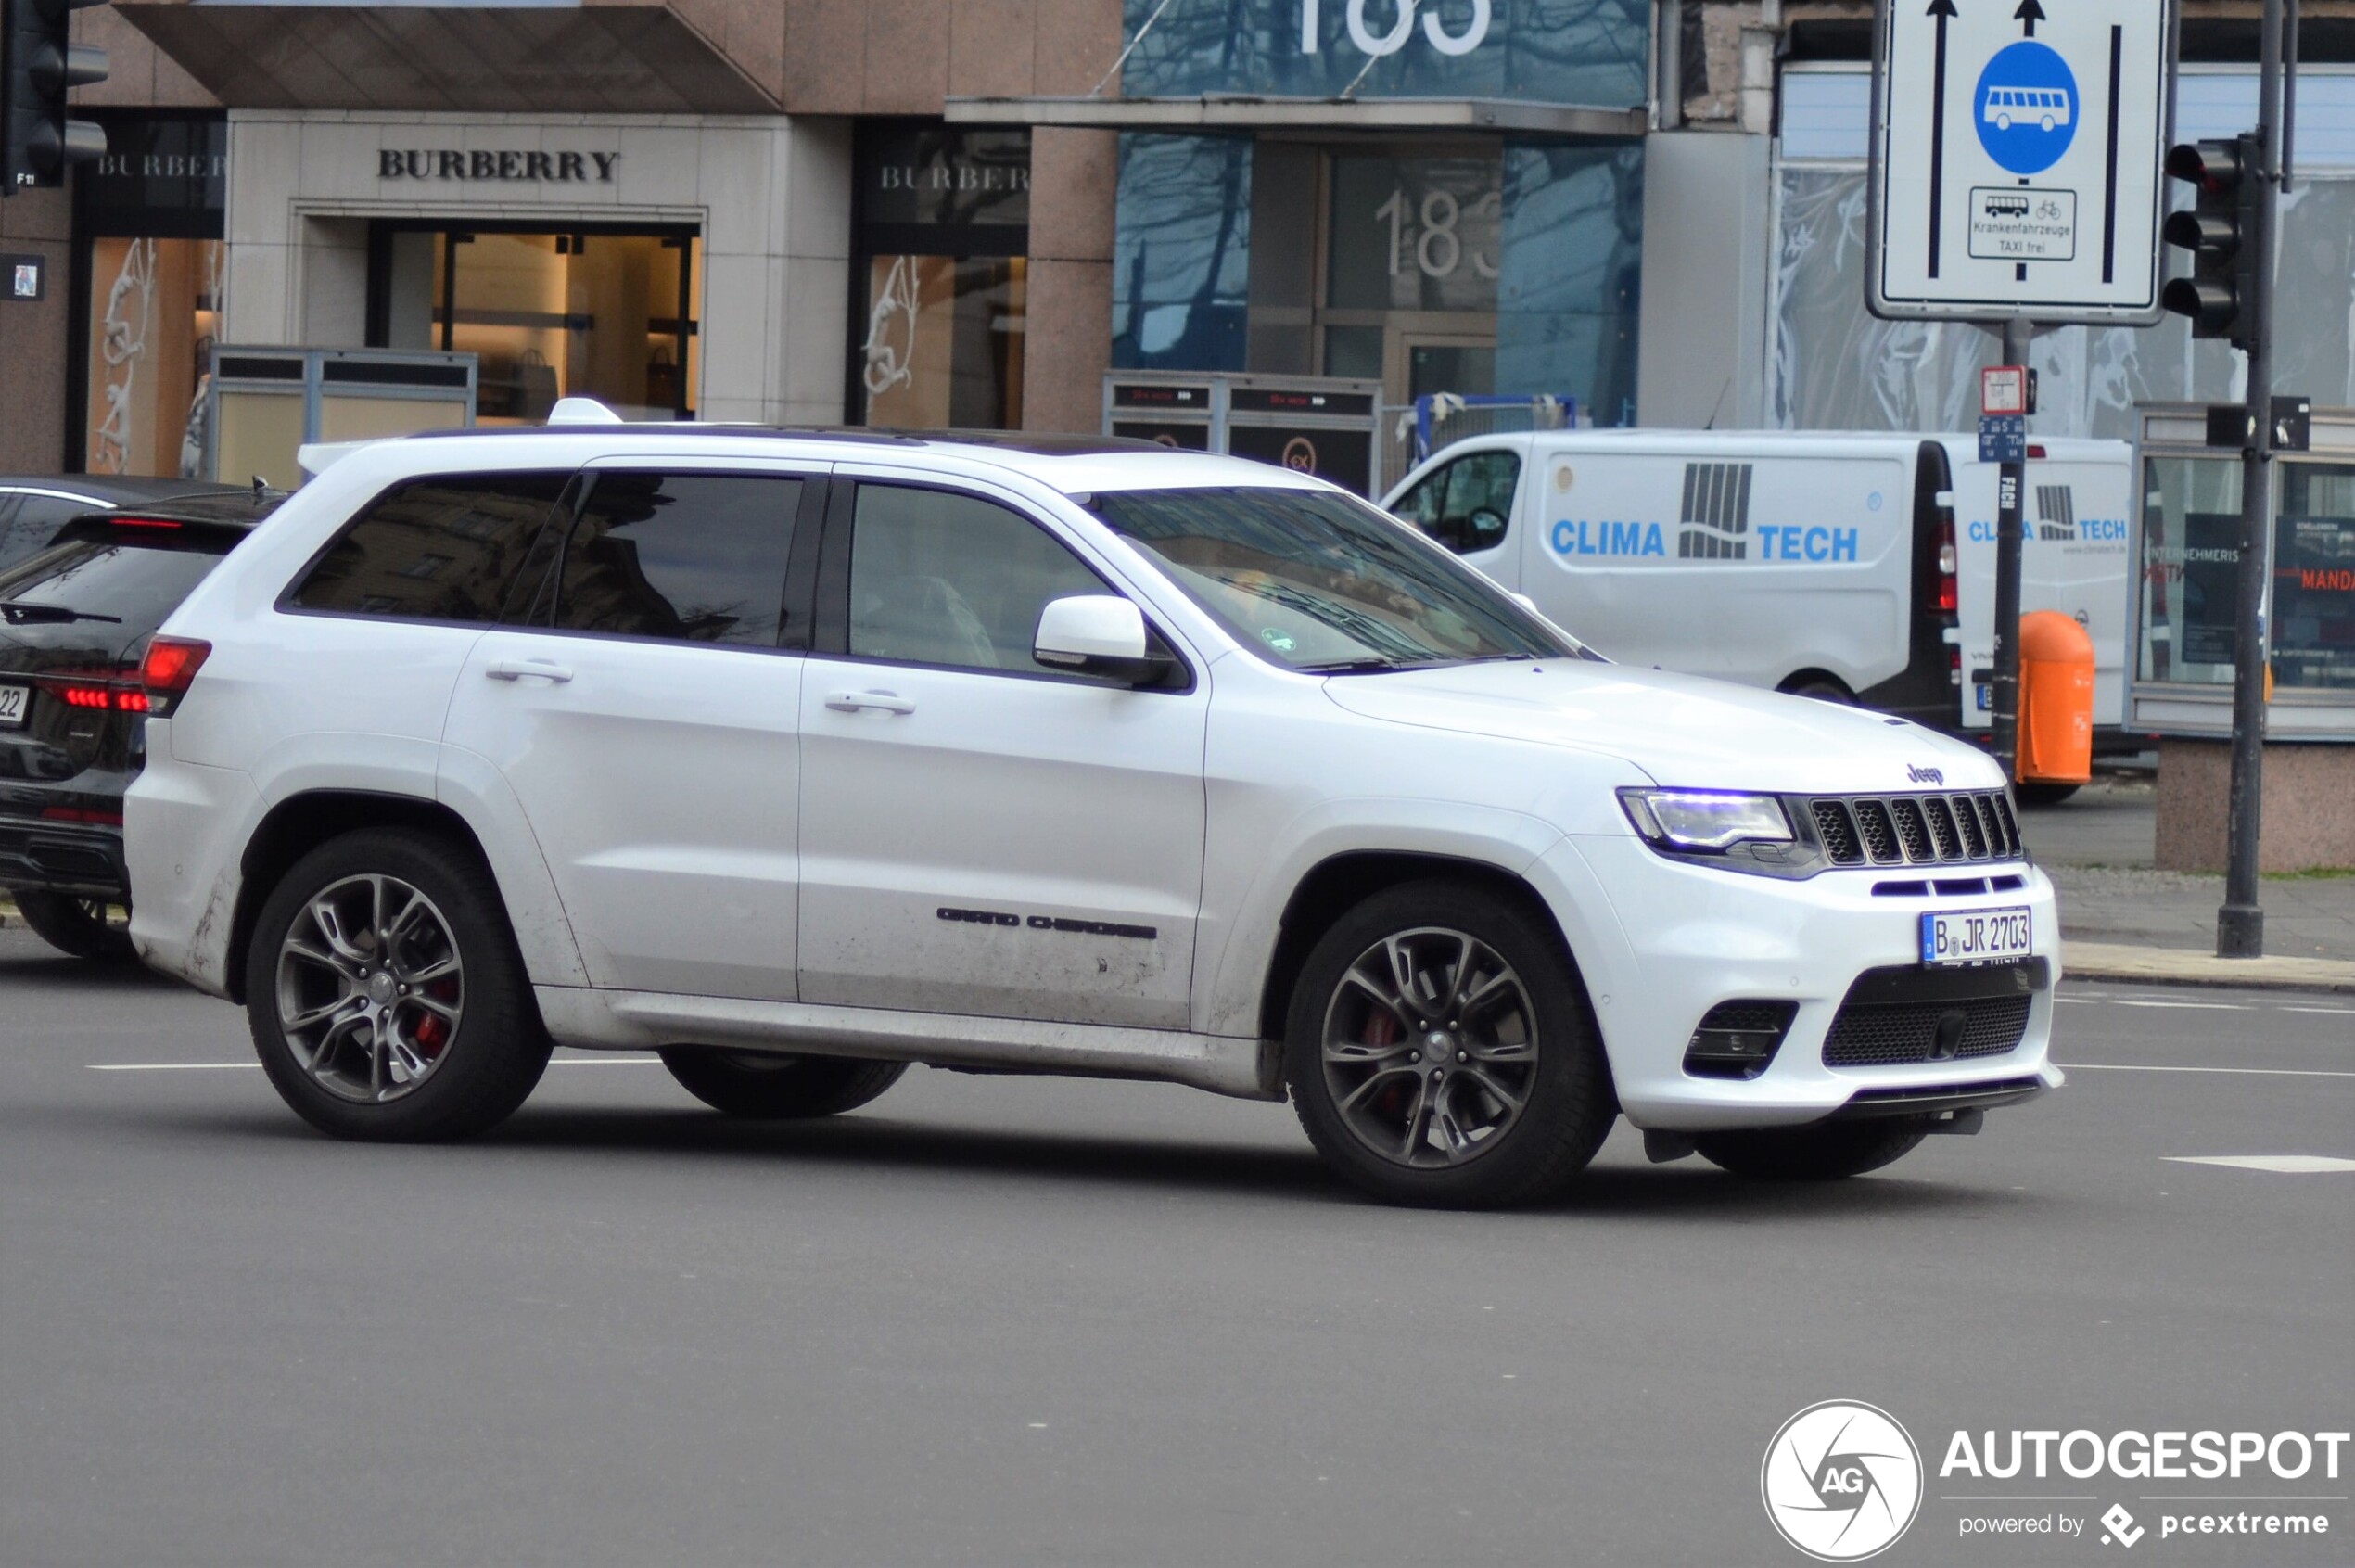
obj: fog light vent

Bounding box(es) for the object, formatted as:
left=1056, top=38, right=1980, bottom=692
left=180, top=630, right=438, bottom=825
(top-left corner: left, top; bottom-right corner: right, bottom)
left=1685, top=1000, right=1800, bottom=1080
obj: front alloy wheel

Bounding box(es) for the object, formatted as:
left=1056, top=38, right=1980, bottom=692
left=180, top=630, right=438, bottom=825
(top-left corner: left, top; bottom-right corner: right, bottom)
left=275, top=873, right=465, bottom=1103
left=1320, top=928, right=1539, bottom=1169
left=1286, top=880, right=1616, bottom=1207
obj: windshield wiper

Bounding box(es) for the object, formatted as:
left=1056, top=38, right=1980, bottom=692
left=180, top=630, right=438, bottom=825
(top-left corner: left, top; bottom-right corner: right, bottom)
left=1295, top=657, right=1446, bottom=674
left=1, top=600, right=123, bottom=625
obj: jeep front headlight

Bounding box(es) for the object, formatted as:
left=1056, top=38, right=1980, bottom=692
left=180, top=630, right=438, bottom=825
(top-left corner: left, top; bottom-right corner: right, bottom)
left=1619, top=789, right=1795, bottom=852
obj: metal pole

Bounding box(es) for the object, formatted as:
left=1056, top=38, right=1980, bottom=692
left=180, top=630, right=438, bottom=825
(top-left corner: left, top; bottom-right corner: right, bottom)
left=1990, top=316, right=2032, bottom=780
left=2218, top=0, right=2285, bottom=959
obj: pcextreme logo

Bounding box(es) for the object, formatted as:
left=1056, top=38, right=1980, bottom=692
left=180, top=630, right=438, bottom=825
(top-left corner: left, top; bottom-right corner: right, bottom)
left=1763, top=1400, right=1926, bottom=1561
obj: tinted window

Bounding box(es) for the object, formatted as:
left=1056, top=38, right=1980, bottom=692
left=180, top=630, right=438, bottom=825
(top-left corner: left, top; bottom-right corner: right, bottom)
left=0, top=492, right=108, bottom=575
left=547, top=473, right=801, bottom=646
left=0, top=520, right=240, bottom=639
left=848, top=486, right=1106, bottom=674
left=1394, top=452, right=1519, bottom=555
left=1092, top=486, right=1579, bottom=671
left=291, top=474, right=571, bottom=623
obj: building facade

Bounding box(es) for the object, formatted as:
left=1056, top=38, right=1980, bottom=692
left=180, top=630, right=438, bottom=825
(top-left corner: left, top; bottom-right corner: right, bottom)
left=3, top=0, right=2349, bottom=478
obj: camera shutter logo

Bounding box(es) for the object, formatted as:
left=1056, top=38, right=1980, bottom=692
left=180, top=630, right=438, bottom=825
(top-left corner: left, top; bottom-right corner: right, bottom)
left=1761, top=1400, right=1924, bottom=1561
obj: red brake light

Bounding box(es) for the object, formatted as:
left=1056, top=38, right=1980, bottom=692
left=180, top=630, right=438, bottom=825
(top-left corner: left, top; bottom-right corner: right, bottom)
left=1932, top=511, right=1959, bottom=617
left=32, top=679, right=148, bottom=711
left=108, top=516, right=185, bottom=529
left=140, top=636, right=211, bottom=717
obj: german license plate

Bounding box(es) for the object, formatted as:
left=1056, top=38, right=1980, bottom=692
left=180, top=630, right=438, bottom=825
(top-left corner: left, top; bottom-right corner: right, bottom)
left=1921, top=907, right=2033, bottom=967
left=0, top=683, right=27, bottom=729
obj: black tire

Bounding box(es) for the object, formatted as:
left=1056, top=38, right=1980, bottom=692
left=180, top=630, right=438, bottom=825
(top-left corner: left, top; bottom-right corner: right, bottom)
left=1781, top=676, right=1855, bottom=705
left=13, top=890, right=137, bottom=962
left=1692, top=1117, right=1931, bottom=1180
left=658, top=1048, right=906, bottom=1118
left=2014, top=782, right=2081, bottom=807
left=1284, top=879, right=1616, bottom=1208
left=245, top=827, right=552, bottom=1141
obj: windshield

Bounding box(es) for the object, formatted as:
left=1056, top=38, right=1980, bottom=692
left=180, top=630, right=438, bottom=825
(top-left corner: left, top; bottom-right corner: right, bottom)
left=1088, top=486, right=1585, bottom=671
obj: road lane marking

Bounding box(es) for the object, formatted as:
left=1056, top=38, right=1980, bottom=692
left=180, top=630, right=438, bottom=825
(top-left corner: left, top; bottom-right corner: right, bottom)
left=2163, top=1155, right=2355, bottom=1173
left=88, top=1063, right=258, bottom=1071
left=2107, top=999, right=2248, bottom=1010
left=89, top=1056, right=663, bottom=1071
left=2280, top=1005, right=2355, bottom=1016
left=2056, top=1063, right=2355, bottom=1078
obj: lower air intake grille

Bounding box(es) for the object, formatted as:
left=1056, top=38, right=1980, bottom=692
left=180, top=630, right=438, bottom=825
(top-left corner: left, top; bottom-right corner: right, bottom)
left=1819, top=962, right=2043, bottom=1067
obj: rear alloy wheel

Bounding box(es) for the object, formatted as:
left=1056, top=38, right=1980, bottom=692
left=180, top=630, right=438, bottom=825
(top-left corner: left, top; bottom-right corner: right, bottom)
left=1286, top=880, right=1615, bottom=1208
left=12, top=890, right=137, bottom=962
left=1693, top=1117, right=1931, bottom=1180
left=248, top=828, right=550, bottom=1141
left=658, top=1049, right=906, bottom=1118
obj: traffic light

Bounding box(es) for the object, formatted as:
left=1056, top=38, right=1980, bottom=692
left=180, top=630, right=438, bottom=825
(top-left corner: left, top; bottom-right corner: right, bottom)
left=3, top=0, right=108, bottom=195
left=2160, top=134, right=2260, bottom=348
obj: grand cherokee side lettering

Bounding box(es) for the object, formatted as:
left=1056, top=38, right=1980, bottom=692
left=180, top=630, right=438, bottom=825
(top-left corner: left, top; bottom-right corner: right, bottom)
left=936, top=907, right=1157, bottom=941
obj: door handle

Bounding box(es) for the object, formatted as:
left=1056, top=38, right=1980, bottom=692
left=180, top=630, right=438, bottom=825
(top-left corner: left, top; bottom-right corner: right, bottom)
left=824, top=689, right=916, bottom=715
left=486, top=659, right=575, bottom=683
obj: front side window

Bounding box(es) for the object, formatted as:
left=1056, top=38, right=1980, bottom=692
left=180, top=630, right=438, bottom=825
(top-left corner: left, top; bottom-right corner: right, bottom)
left=1394, top=451, right=1520, bottom=555
left=847, top=486, right=1106, bottom=675
left=1090, top=486, right=1577, bottom=671
left=291, top=473, right=573, bottom=623
left=544, top=474, right=802, bottom=647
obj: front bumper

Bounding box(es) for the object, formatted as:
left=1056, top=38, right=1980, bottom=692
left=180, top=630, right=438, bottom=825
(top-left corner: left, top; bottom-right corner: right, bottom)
left=0, top=813, right=128, bottom=899
left=1532, top=834, right=2064, bottom=1131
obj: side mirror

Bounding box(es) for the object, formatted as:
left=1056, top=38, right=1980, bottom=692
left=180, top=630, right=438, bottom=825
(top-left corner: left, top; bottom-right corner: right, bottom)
left=1034, top=594, right=1174, bottom=685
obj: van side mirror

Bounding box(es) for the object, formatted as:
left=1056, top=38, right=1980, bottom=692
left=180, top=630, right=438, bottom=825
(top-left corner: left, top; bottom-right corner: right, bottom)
left=1034, top=594, right=1175, bottom=685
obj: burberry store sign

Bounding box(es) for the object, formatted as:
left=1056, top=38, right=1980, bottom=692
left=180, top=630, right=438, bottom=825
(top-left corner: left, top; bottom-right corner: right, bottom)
left=378, top=149, right=620, bottom=183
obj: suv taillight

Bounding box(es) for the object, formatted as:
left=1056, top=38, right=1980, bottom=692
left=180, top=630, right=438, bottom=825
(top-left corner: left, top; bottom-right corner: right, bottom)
left=1932, top=509, right=1958, bottom=616
left=140, top=636, right=211, bottom=717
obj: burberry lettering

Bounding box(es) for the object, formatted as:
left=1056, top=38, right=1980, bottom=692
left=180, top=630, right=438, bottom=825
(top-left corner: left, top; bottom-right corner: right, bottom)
left=377, top=150, right=619, bottom=183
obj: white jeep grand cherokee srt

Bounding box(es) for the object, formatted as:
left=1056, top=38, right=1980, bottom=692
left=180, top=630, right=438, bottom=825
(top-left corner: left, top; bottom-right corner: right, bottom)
left=126, top=422, right=2060, bottom=1206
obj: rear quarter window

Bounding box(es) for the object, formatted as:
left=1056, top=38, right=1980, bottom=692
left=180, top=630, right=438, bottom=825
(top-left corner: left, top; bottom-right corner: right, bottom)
left=289, top=473, right=573, bottom=623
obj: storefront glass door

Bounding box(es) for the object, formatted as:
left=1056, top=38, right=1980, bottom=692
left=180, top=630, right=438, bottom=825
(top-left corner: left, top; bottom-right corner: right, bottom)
left=368, top=223, right=700, bottom=423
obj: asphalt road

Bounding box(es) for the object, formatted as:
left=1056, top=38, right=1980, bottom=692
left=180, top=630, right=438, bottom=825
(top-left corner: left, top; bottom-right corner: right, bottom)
left=2, top=925, right=2349, bottom=1568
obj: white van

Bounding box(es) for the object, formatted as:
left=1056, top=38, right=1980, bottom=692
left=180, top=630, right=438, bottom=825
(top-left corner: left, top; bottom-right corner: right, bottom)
left=1940, top=436, right=2135, bottom=742
left=1383, top=429, right=2133, bottom=744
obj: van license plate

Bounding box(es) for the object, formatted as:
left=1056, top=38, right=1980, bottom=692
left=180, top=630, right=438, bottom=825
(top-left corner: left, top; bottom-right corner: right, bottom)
left=0, top=683, right=27, bottom=729
left=1921, top=907, right=2033, bottom=967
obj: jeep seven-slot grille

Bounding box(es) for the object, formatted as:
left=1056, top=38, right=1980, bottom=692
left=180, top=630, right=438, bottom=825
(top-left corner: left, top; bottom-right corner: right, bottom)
left=1811, top=792, right=2020, bottom=867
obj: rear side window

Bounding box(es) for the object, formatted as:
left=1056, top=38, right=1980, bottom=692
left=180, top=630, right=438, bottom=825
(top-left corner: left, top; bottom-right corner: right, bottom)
left=0, top=520, right=241, bottom=639
left=544, top=473, right=802, bottom=647
left=290, top=473, right=573, bottom=623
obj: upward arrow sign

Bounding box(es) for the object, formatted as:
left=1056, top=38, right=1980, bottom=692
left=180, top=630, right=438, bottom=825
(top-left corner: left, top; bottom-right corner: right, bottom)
left=1927, top=0, right=1956, bottom=277
left=2016, top=0, right=2045, bottom=36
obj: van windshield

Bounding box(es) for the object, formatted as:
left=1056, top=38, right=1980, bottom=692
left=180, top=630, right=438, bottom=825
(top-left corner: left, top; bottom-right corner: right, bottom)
left=1087, top=486, right=1589, bottom=672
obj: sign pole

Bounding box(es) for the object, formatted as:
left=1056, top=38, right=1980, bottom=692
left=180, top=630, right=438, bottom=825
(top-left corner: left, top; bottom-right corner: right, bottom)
left=1989, top=317, right=2032, bottom=779
left=2217, top=0, right=2285, bottom=958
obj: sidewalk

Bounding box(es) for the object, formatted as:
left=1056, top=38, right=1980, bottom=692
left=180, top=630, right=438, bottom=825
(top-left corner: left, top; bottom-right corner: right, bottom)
left=2021, top=774, right=2355, bottom=992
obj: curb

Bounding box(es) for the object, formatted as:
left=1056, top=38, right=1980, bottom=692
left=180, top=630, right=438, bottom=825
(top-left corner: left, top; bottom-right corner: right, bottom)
left=2062, top=939, right=2355, bottom=995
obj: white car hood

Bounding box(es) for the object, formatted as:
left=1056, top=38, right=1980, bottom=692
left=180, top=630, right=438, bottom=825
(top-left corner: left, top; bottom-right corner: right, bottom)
left=1320, top=660, right=2005, bottom=797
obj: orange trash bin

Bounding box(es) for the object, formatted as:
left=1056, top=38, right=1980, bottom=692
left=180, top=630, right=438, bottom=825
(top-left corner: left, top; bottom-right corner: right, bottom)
left=2017, top=609, right=2095, bottom=784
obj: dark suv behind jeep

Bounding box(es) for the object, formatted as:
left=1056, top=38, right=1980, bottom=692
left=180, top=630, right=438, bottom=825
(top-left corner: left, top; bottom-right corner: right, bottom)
left=1, top=494, right=274, bottom=959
